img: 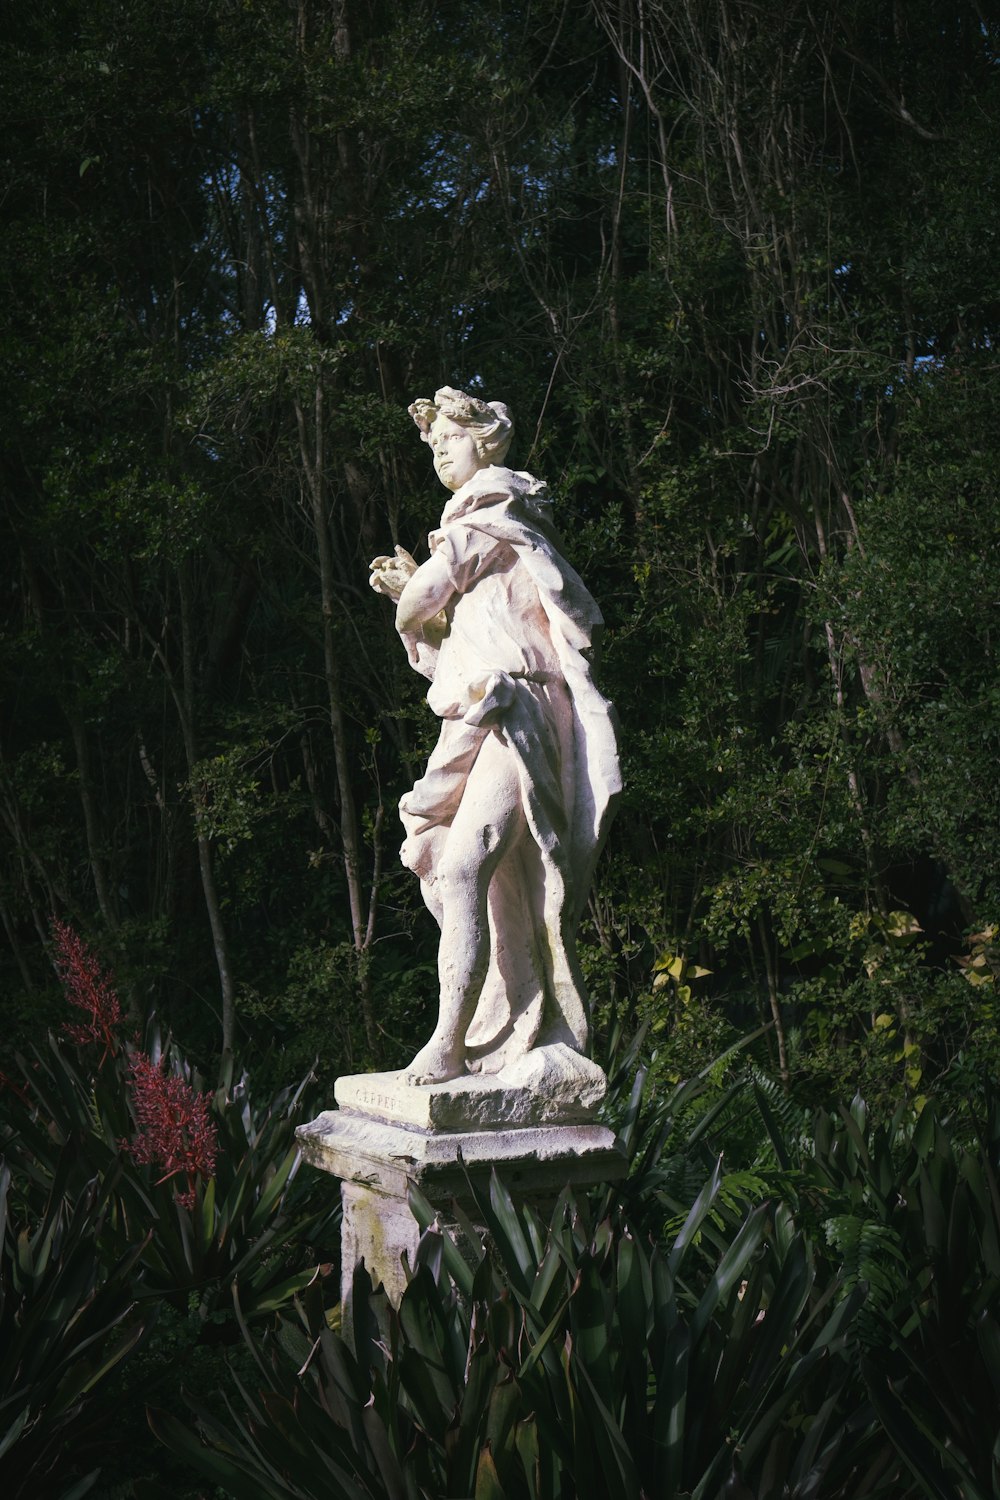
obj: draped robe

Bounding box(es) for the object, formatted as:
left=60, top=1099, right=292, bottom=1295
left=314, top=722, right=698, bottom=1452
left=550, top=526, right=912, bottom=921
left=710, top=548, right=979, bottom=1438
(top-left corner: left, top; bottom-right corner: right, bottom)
left=397, top=466, right=621, bottom=1075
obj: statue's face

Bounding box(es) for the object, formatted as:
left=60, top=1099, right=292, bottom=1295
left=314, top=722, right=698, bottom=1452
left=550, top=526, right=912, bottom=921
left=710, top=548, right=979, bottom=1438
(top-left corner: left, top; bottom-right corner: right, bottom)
left=429, top=413, right=483, bottom=492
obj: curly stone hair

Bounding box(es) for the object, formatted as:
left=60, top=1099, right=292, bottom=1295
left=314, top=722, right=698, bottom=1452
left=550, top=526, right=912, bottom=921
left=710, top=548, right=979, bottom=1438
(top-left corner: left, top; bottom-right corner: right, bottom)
left=408, top=385, right=513, bottom=465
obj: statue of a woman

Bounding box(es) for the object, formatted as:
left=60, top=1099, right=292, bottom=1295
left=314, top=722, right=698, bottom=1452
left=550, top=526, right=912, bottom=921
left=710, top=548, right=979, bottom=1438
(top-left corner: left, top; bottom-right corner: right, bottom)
left=370, top=387, right=620, bottom=1085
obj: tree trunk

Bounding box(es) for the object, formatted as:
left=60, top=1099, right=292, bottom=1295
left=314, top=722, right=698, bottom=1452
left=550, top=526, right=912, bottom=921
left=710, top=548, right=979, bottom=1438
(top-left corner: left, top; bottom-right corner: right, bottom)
left=67, top=714, right=118, bottom=932
left=296, top=380, right=378, bottom=1052
left=176, top=566, right=237, bottom=1058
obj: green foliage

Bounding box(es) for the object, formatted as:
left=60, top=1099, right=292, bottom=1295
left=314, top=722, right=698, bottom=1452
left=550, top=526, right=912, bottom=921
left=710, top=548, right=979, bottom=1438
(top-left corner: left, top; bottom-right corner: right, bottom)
left=0, top=1159, right=150, bottom=1498
left=156, top=1037, right=1000, bottom=1498
left=2, top=1031, right=338, bottom=1329
left=3, top=5, right=1000, bottom=1494
left=5, top=975, right=1000, bottom=1498
left=741, top=1082, right=1000, bottom=1496
left=0, top=933, right=337, bottom=1494
left=153, top=1172, right=890, bottom=1500
left=860, top=1101, right=1000, bottom=1499
left=3, top=0, right=1000, bottom=1108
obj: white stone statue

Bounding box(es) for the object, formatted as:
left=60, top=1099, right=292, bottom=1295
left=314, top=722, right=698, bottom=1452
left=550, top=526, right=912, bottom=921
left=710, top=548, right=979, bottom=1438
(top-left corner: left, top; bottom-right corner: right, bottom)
left=370, top=387, right=620, bottom=1087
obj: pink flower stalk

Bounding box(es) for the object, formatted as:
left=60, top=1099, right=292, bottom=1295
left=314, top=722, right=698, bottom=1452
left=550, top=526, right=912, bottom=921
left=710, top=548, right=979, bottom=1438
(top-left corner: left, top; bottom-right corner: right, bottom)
left=52, top=919, right=123, bottom=1059
left=125, top=1050, right=217, bottom=1209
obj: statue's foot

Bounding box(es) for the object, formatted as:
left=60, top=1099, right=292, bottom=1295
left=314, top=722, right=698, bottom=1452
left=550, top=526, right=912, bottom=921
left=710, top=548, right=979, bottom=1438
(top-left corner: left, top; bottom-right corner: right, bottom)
left=401, top=1034, right=466, bottom=1085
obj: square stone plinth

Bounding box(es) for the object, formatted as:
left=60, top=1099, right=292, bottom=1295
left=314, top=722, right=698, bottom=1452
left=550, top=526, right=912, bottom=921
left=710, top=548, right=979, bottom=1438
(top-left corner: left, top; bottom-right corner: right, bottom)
left=332, top=1044, right=609, bottom=1132
left=296, top=1083, right=627, bottom=1326
left=297, top=1107, right=626, bottom=1200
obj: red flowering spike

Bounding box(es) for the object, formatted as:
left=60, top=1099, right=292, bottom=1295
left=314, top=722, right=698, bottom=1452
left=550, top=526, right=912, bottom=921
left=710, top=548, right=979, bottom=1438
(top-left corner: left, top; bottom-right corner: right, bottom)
left=125, top=1050, right=217, bottom=1205
left=51, top=919, right=124, bottom=1060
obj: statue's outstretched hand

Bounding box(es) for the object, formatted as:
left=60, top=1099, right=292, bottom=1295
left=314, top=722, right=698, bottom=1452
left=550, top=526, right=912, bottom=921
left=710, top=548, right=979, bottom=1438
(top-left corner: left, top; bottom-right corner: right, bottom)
left=369, top=545, right=417, bottom=600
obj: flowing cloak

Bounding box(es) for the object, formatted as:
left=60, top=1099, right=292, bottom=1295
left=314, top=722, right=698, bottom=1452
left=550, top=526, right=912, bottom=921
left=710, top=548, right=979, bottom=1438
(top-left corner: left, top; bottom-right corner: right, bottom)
left=396, top=465, right=621, bottom=1074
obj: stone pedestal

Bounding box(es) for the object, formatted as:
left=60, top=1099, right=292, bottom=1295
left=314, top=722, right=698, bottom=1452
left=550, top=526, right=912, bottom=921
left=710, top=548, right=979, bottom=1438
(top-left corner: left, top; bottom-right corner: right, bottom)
left=296, top=1048, right=627, bottom=1324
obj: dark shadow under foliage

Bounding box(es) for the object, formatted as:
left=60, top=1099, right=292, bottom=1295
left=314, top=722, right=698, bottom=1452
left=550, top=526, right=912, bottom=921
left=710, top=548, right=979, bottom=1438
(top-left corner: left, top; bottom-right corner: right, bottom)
left=151, top=1049, right=1000, bottom=1500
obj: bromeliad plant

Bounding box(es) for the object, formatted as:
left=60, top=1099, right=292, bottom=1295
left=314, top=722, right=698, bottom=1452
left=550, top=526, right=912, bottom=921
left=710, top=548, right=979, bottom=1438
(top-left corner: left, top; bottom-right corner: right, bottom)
left=0, top=1157, right=150, bottom=1499
left=1, top=924, right=339, bottom=1328
left=0, top=921, right=341, bottom=1498
left=732, top=1078, right=1000, bottom=1500
left=53, top=917, right=125, bottom=1059
left=819, top=1097, right=1000, bottom=1500
left=151, top=1163, right=899, bottom=1500
left=124, top=1048, right=218, bottom=1210
left=47, top=917, right=219, bottom=1212
left=150, top=1030, right=1000, bottom=1500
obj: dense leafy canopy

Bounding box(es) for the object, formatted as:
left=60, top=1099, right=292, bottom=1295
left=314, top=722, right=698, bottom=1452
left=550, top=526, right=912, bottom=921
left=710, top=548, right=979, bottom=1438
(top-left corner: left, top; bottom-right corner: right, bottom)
left=2, top=0, right=1000, bottom=1114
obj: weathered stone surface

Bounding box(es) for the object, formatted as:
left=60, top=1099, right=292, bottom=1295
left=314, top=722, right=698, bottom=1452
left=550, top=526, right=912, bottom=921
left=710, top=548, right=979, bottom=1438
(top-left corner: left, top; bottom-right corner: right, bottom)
left=336, top=1179, right=490, bottom=1335
left=299, top=1104, right=626, bottom=1326
left=334, top=1043, right=607, bottom=1131
left=296, top=1109, right=627, bottom=1203
left=339, top=1181, right=420, bottom=1310
left=368, top=386, right=621, bottom=1088
left=302, top=385, right=628, bottom=1328
left=299, top=1108, right=628, bottom=1329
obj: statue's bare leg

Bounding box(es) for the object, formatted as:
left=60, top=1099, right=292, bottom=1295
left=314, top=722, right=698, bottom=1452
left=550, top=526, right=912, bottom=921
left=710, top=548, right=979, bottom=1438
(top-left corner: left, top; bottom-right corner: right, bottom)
left=402, top=733, right=525, bottom=1084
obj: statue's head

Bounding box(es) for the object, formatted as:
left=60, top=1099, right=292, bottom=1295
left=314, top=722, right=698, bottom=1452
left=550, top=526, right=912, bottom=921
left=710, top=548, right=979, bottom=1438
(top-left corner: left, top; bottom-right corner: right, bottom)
left=409, top=386, right=513, bottom=492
